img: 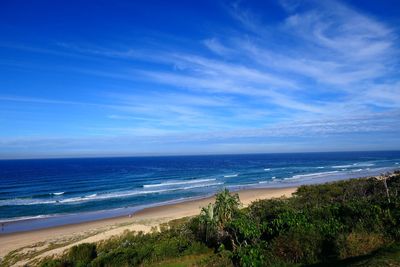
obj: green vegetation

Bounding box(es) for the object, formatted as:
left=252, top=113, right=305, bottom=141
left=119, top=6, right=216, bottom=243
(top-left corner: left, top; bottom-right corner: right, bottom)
left=39, top=171, right=400, bottom=267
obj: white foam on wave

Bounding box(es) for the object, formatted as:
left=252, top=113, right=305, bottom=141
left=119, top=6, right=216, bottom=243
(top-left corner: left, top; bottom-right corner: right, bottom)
left=332, top=165, right=353, bottom=168
left=283, top=166, right=397, bottom=182
left=59, top=190, right=171, bottom=204
left=143, top=178, right=216, bottom=188
left=285, top=171, right=339, bottom=180
left=264, top=168, right=271, bottom=171
left=182, top=182, right=223, bottom=190
left=224, top=174, right=238, bottom=178
left=0, top=190, right=165, bottom=206
left=258, top=176, right=277, bottom=184
left=332, top=162, right=375, bottom=169
left=0, top=181, right=224, bottom=206
left=0, top=198, right=56, bottom=206
left=316, top=167, right=325, bottom=169
left=0, top=214, right=53, bottom=223
left=353, top=162, right=375, bottom=167
left=51, top=192, right=65, bottom=196
left=51, top=182, right=224, bottom=204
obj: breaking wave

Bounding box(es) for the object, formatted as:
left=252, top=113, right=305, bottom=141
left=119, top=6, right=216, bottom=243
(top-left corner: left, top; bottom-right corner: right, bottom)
left=285, top=171, right=340, bottom=180
left=51, top=192, right=65, bottom=196
left=143, top=178, right=216, bottom=188
left=332, top=165, right=353, bottom=168
left=0, top=182, right=223, bottom=206
left=224, top=174, right=238, bottom=178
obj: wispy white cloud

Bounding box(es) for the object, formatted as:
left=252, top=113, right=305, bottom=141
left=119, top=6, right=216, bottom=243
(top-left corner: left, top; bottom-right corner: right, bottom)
left=203, top=38, right=233, bottom=56
left=1, top=111, right=398, bottom=156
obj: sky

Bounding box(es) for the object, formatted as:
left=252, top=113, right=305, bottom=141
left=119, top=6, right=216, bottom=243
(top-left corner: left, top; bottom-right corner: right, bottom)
left=0, top=0, right=400, bottom=159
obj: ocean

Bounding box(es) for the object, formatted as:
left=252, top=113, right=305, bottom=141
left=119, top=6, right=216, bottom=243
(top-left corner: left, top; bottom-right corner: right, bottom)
left=1, top=151, right=400, bottom=233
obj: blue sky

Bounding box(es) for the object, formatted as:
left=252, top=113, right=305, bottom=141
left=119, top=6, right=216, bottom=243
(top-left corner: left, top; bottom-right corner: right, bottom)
left=0, top=0, right=400, bottom=159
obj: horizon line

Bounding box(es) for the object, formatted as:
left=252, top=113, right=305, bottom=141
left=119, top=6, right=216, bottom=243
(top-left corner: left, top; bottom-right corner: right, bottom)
left=1, top=149, right=400, bottom=161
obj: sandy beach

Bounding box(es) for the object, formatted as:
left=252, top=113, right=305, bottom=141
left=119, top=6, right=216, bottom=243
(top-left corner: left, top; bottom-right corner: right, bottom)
left=0, top=187, right=296, bottom=266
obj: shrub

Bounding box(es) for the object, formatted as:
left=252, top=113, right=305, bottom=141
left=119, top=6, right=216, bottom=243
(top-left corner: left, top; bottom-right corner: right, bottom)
left=200, top=250, right=234, bottom=267
left=270, top=230, right=324, bottom=264
left=248, top=198, right=293, bottom=225
left=68, top=243, right=97, bottom=267
left=234, top=244, right=265, bottom=267
left=90, top=247, right=139, bottom=267
left=335, top=231, right=387, bottom=259
left=227, top=212, right=263, bottom=248
left=40, top=258, right=71, bottom=267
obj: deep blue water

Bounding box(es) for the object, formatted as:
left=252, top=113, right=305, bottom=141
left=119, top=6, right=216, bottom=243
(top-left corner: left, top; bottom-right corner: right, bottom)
left=1, top=151, right=400, bottom=232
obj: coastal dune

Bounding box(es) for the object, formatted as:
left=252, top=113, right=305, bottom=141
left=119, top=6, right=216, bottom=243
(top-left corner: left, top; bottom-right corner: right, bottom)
left=0, top=187, right=296, bottom=265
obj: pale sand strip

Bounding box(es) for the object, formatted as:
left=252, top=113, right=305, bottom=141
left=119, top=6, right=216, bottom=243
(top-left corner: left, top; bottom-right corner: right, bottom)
left=0, top=187, right=296, bottom=266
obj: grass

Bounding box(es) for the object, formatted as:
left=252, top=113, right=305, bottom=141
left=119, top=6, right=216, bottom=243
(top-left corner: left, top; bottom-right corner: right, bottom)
left=305, top=243, right=400, bottom=267
left=0, top=227, right=106, bottom=267
left=143, top=253, right=214, bottom=267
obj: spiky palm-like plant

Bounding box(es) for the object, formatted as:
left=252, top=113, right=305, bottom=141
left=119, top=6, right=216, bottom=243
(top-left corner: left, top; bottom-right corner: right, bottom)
left=214, top=188, right=241, bottom=227
left=199, top=203, right=217, bottom=242
left=199, top=189, right=241, bottom=243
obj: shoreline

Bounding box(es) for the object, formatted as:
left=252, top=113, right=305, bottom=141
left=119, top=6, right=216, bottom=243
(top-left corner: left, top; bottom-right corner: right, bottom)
left=0, top=187, right=297, bottom=260
left=1, top=166, right=398, bottom=235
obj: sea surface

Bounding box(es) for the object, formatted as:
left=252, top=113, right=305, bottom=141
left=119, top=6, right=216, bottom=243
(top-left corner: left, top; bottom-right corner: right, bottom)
left=1, top=151, right=400, bottom=233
